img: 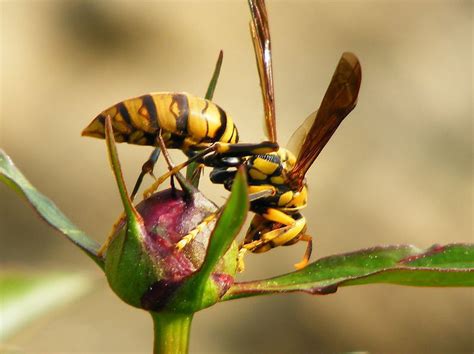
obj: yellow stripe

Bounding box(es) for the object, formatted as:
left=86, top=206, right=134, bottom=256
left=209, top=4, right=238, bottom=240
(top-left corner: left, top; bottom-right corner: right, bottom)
left=253, top=157, right=279, bottom=174
left=187, top=97, right=210, bottom=141
left=152, top=94, right=177, bottom=133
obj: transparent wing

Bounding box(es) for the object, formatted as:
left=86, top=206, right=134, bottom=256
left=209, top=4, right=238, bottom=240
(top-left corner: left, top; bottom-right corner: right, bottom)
left=248, top=0, right=277, bottom=143
left=288, top=52, right=362, bottom=188
left=286, top=109, right=317, bottom=158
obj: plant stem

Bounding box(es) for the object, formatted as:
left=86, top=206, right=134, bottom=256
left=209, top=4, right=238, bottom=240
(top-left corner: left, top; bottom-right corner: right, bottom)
left=151, top=312, right=194, bottom=354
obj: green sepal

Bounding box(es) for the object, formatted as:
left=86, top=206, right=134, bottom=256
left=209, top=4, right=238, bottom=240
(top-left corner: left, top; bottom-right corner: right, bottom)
left=223, top=243, right=474, bottom=300
left=0, top=149, right=103, bottom=267
left=168, top=168, right=248, bottom=313
left=104, top=222, right=158, bottom=308
left=101, top=116, right=160, bottom=308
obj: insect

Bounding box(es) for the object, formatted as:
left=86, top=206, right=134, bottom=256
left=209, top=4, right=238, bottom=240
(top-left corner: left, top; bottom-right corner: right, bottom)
left=207, top=0, right=362, bottom=271
left=145, top=0, right=361, bottom=271
left=81, top=92, right=236, bottom=192
left=83, top=0, right=361, bottom=273
left=82, top=90, right=277, bottom=198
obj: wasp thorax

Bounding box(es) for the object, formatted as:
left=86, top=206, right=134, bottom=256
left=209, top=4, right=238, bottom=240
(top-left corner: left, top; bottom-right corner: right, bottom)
left=103, top=189, right=238, bottom=312
left=277, top=147, right=297, bottom=172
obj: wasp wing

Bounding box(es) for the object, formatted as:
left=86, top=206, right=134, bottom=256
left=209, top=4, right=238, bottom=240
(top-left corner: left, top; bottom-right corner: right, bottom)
left=248, top=0, right=277, bottom=143
left=288, top=52, right=362, bottom=188
left=286, top=109, right=317, bottom=158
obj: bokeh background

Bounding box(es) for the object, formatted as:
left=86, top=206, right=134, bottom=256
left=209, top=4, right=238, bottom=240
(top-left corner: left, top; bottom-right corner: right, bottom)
left=1, top=0, right=472, bottom=353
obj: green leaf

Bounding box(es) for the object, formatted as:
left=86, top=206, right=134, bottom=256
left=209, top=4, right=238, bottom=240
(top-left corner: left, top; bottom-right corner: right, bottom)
left=0, top=149, right=103, bottom=267
left=204, top=50, right=223, bottom=101
left=195, top=167, right=248, bottom=281
left=170, top=168, right=248, bottom=312
left=104, top=116, right=141, bottom=223
left=223, top=243, right=474, bottom=300
left=186, top=50, right=224, bottom=187
left=0, top=271, right=93, bottom=340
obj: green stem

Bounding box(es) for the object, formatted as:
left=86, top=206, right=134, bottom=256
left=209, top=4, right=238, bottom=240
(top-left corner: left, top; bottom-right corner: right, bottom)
left=151, top=312, right=194, bottom=354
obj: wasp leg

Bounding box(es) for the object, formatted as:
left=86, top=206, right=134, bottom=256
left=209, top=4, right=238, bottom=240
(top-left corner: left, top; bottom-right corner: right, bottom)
left=176, top=213, right=217, bottom=250
left=143, top=141, right=278, bottom=198
left=131, top=146, right=161, bottom=201
left=261, top=207, right=298, bottom=227
left=292, top=234, right=312, bottom=270
left=143, top=144, right=221, bottom=198
left=175, top=187, right=275, bottom=253
left=209, top=167, right=236, bottom=185
left=157, top=133, right=196, bottom=196
left=204, top=141, right=279, bottom=160
left=237, top=211, right=307, bottom=272
left=237, top=248, right=249, bottom=272
left=143, top=133, right=197, bottom=198
left=248, top=188, right=275, bottom=202
left=176, top=188, right=276, bottom=259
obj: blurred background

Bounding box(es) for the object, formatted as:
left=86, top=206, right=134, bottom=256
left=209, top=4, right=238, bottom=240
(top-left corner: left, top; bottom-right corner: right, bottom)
left=1, top=0, right=472, bottom=352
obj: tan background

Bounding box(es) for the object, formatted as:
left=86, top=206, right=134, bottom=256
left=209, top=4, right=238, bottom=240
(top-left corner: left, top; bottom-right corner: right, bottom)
left=1, top=0, right=472, bottom=353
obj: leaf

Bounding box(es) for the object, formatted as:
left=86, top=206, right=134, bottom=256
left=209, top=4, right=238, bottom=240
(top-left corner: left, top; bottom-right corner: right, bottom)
left=204, top=50, right=224, bottom=101
left=223, top=243, right=474, bottom=300
left=195, top=167, right=248, bottom=281
left=186, top=50, right=224, bottom=187
left=0, top=149, right=103, bottom=267
left=0, top=271, right=94, bottom=340
left=170, top=168, right=248, bottom=312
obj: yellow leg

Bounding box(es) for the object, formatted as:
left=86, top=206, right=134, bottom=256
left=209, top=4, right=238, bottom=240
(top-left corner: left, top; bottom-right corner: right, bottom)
left=237, top=248, right=248, bottom=273
left=238, top=212, right=308, bottom=271
left=144, top=171, right=175, bottom=198
left=293, top=234, right=312, bottom=270
left=143, top=133, right=197, bottom=198
left=261, top=207, right=296, bottom=226
left=143, top=141, right=278, bottom=199
left=176, top=213, right=217, bottom=250
left=143, top=143, right=222, bottom=198
left=243, top=217, right=306, bottom=251
left=237, top=222, right=301, bottom=273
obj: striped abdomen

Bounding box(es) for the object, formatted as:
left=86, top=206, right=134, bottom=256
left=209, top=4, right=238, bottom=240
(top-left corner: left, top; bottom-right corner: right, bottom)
left=82, top=92, right=239, bottom=149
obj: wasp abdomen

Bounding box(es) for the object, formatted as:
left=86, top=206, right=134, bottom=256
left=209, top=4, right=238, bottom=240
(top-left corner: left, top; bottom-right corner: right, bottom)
left=82, top=92, right=238, bottom=149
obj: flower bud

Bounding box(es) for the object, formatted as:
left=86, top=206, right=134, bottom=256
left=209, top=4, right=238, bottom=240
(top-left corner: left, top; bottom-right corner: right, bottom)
left=103, top=189, right=238, bottom=312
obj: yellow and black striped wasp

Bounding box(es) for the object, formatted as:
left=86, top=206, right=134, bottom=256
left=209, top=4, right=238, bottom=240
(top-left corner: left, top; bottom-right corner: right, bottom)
left=138, top=0, right=362, bottom=271
left=82, top=56, right=277, bottom=199
left=204, top=0, right=362, bottom=271
left=82, top=0, right=361, bottom=272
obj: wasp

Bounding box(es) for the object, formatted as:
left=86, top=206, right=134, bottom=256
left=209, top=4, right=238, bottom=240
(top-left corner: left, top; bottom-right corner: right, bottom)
left=83, top=0, right=361, bottom=272
left=235, top=0, right=361, bottom=270
left=170, top=0, right=361, bottom=271
left=82, top=90, right=277, bottom=198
